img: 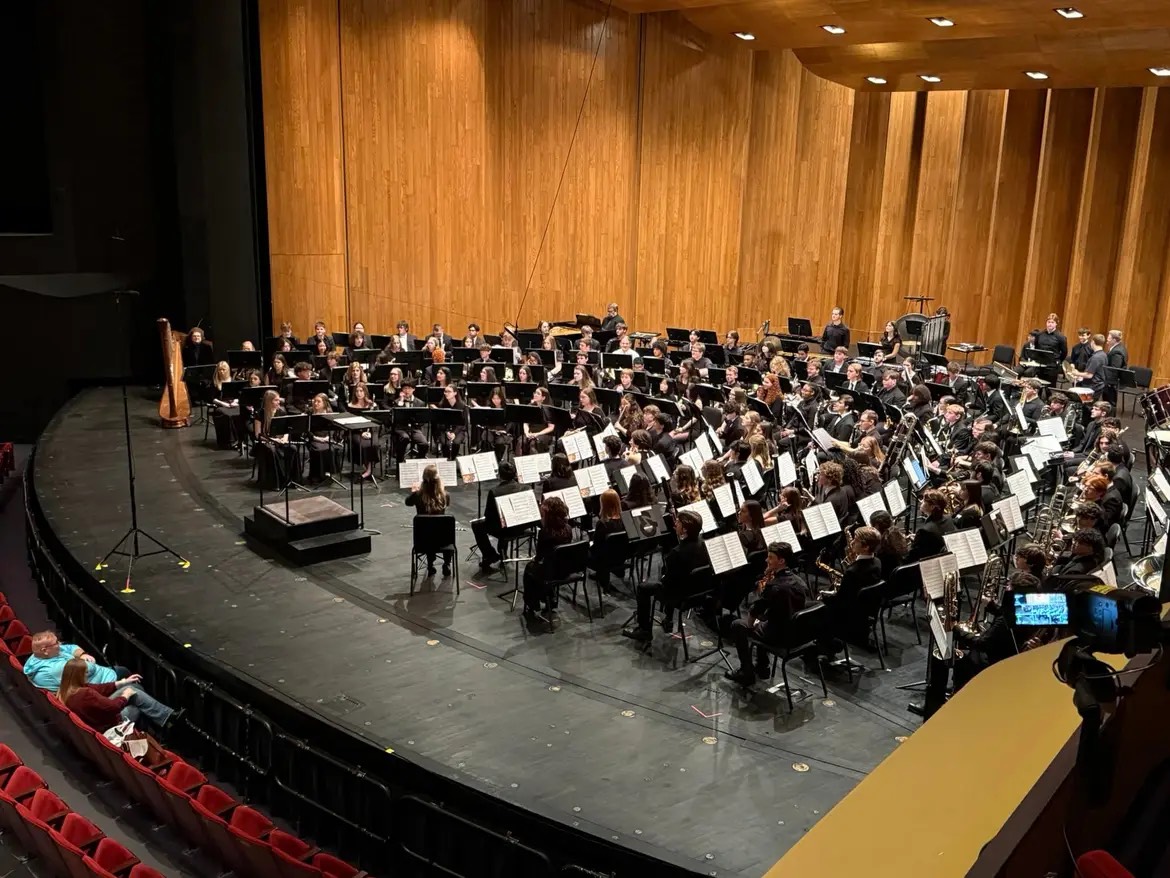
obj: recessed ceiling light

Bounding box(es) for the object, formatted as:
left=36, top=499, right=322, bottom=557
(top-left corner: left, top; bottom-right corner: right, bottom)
left=1025, top=71, right=1049, bottom=80
left=920, top=74, right=942, bottom=82
left=821, top=24, right=846, bottom=35
left=733, top=32, right=755, bottom=41
left=1054, top=7, right=1083, bottom=18
left=866, top=76, right=887, bottom=85
left=1151, top=67, right=1170, bottom=77
left=927, top=16, right=955, bottom=27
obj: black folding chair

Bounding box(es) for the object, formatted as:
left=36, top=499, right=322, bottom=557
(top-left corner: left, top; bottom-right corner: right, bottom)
left=410, top=515, right=460, bottom=596
left=545, top=541, right=594, bottom=619
left=828, top=580, right=887, bottom=681
left=879, top=564, right=922, bottom=650
left=751, top=602, right=830, bottom=711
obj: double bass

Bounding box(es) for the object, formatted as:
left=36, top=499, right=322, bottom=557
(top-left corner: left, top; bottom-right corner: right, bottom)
left=157, top=318, right=191, bottom=428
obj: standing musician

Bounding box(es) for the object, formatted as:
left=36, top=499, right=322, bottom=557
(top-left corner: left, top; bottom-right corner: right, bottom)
left=1070, top=327, right=1093, bottom=371
left=182, top=327, right=214, bottom=368
left=820, top=307, right=850, bottom=353
left=724, top=542, right=811, bottom=687
left=1103, top=329, right=1128, bottom=405
left=1025, top=313, right=1068, bottom=365
left=1067, top=333, right=1108, bottom=400
left=878, top=321, right=902, bottom=359
left=601, top=302, right=624, bottom=332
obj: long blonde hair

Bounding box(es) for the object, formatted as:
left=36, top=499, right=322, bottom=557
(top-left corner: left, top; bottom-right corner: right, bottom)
left=749, top=436, right=772, bottom=471
left=213, top=361, right=231, bottom=390
left=417, top=464, right=448, bottom=513
left=57, top=658, right=90, bottom=706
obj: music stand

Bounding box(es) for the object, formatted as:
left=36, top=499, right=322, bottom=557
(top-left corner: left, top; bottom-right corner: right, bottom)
left=98, top=294, right=190, bottom=593
left=787, top=317, right=813, bottom=338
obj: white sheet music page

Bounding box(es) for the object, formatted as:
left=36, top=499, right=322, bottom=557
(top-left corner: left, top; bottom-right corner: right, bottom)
left=680, top=447, right=706, bottom=474
left=944, top=530, right=987, bottom=569
left=434, top=459, right=459, bottom=485
left=1011, top=455, right=1037, bottom=484
left=883, top=480, right=907, bottom=517
left=619, top=465, right=638, bottom=491
left=730, top=480, right=744, bottom=509
left=498, top=490, right=540, bottom=527
left=591, top=422, right=618, bottom=457
left=803, top=449, right=820, bottom=485
left=1022, top=440, right=1053, bottom=472
left=811, top=427, right=834, bottom=452
left=761, top=520, right=799, bottom=549
left=563, top=429, right=594, bottom=463
left=741, top=458, right=765, bottom=495
left=573, top=463, right=609, bottom=497
left=545, top=487, right=587, bottom=519
left=707, top=427, right=724, bottom=454
left=776, top=452, right=798, bottom=487
left=399, top=458, right=445, bottom=487
left=1036, top=417, right=1067, bottom=444
left=712, top=483, right=737, bottom=519
left=456, top=454, right=478, bottom=484
left=919, top=553, right=959, bottom=600
left=1006, top=469, right=1036, bottom=506
left=695, top=433, right=716, bottom=462
left=928, top=602, right=954, bottom=660
left=646, top=454, right=671, bottom=484
left=856, top=492, right=886, bottom=525
left=923, top=424, right=942, bottom=457
left=804, top=502, right=842, bottom=540
left=705, top=532, right=748, bottom=574
left=1146, top=489, right=1167, bottom=527
left=516, top=452, right=552, bottom=484
left=680, top=499, right=718, bottom=533
left=1151, top=467, right=1170, bottom=503
left=992, top=495, right=1025, bottom=533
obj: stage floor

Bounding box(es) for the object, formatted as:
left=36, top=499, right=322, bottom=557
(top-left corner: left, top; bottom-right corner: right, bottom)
left=36, top=389, right=933, bottom=876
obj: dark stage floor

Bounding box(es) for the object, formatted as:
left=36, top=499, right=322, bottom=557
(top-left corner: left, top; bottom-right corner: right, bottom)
left=37, top=388, right=1147, bottom=876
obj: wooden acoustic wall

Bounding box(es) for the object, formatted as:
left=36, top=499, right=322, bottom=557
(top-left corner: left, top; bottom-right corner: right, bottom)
left=258, top=0, right=1170, bottom=381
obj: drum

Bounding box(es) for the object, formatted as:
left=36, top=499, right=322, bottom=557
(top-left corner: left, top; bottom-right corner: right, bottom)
left=1140, top=385, right=1170, bottom=427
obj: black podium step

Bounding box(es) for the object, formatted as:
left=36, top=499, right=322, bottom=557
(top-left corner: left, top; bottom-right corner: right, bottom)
left=250, top=496, right=359, bottom=542
left=244, top=519, right=371, bottom=566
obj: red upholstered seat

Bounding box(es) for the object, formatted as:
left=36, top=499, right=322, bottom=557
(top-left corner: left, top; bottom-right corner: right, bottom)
left=313, top=852, right=365, bottom=878
left=59, top=812, right=104, bottom=851
left=270, top=828, right=317, bottom=860
left=157, top=760, right=206, bottom=794
left=230, top=804, right=274, bottom=839
left=2, top=765, right=47, bottom=800
left=0, top=743, right=22, bottom=780
left=25, top=788, right=69, bottom=826
left=129, top=866, right=167, bottom=878
left=90, top=837, right=139, bottom=875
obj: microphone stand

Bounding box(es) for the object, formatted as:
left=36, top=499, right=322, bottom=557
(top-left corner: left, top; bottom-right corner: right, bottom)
left=97, top=291, right=190, bottom=593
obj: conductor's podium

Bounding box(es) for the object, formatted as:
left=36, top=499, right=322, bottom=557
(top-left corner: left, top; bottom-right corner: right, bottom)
left=765, top=629, right=1168, bottom=878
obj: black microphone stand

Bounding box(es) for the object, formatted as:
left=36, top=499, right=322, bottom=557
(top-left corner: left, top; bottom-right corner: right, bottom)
left=97, top=291, right=189, bottom=593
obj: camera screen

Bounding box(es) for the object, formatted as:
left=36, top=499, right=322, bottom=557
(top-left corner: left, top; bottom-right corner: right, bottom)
left=1013, top=591, right=1069, bottom=626
left=1077, top=591, right=1120, bottom=642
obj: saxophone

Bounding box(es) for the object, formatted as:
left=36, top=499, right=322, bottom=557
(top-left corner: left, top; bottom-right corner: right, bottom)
left=815, top=547, right=842, bottom=594
left=931, top=570, right=964, bottom=660
left=954, top=553, right=1005, bottom=638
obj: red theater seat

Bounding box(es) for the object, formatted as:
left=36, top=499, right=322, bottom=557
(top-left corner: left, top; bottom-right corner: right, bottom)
left=313, top=852, right=366, bottom=878
left=129, top=866, right=167, bottom=878
left=89, top=837, right=139, bottom=875
left=59, top=812, right=104, bottom=851
left=0, top=743, right=23, bottom=781
left=15, top=805, right=70, bottom=877
left=10, top=634, right=32, bottom=659
left=157, top=760, right=206, bottom=794
left=270, top=828, right=318, bottom=861
left=25, top=788, right=69, bottom=826
left=3, top=620, right=30, bottom=648
left=3, top=765, right=46, bottom=801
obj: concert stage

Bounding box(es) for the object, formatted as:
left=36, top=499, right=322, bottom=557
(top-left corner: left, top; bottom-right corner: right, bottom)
left=34, top=388, right=932, bottom=876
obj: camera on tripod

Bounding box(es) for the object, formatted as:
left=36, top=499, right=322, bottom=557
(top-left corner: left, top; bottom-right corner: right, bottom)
left=1008, top=581, right=1163, bottom=659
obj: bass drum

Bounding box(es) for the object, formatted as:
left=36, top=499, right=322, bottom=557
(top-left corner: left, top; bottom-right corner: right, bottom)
left=1140, top=385, right=1170, bottom=428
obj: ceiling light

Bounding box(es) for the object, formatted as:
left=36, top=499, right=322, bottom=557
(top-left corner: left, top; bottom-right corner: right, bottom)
left=1025, top=71, right=1049, bottom=80
left=733, top=32, right=755, bottom=41
left=866, top=76, right=887, bottom=85
left=1054, top=7, right=1083, bottom=18
left=927, top=16, right=954, bottom=27
left=821, top=24, right=846, bottom=35
left=1151, top=67, right=1170, bottom=77
left=920, top=74, right=942, bottom=82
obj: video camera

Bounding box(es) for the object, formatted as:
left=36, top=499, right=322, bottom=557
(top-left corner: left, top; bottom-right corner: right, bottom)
left=1008, top=581, right=1162, bottom=658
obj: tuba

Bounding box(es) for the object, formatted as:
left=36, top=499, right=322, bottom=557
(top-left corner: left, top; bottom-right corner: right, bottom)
left=157, top=318, right=191, bottom=428
left=954, top=554, right=1005, bottom=638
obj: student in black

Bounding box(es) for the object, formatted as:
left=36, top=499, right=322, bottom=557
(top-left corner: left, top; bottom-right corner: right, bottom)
left=724, top=542, right=810, bottom=686
left=623, top=511, right=708, bottom=641
left=473, top=461, right=527, bottom=570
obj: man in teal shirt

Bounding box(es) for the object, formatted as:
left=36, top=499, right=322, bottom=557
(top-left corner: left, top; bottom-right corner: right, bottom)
left=24, top=631, right=124, bottom=689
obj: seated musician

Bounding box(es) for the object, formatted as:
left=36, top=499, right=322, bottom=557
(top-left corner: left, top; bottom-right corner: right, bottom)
left=763, top=486, right=805, bottom=532
left=755, top=373, right=785, bottom=421
left=1014, top=544, right=1048, bottom=580
left=670, top=464, right=702, bottom=507
left=953, top=480, right=987, bottom=531
left=522, top=387, right=556, bottom=453
left=615, top=334, right=641, bottom=364
left=769, top=354, right=792, bottom=380
left=847, top=448, right=882, bottom=497
left=405, top=464, right=454, bottom=577
left=306, top=393, right=341, bottom=483
left=521, top=497, right=573, bottom=625
left=980, top=375, right=1013, bottom=430
left=905, top=384, right=933, bottom=423
left=475, top=385, right=510, bottom=459
left=277, top=321, right=299, bottom=345
left=423, top=347, right=449, bottom=384
left=541, top=453, right=576, bottom=494
left=348, top=329, right=370, bottom=352
left=599, top=435, right=625, bottom=483
left=749, top=436, right=772, bottom=475
left=1065, top=501, right=1105, bottom=540
left=591, top=489, right=627, bottom=583
left=1079, top=473, right=1122, bottom=531
left=855, top=409, right=882, bottom=448
left=699, top=460, right=727, bottom=500
left=870, top=510, right=909, bottom=580
left=1063, top=400, right=1110, bottom=466
left=876, top=370, right=905, bottom=411
left=822, top=395, right=855, bottom=444
left=383, top=367, right=405, bottom=403
left=267, top=353, right=289, bottom=386
left=683, top=341, right=711, bottom=375
left=815, top=461, right=856, bottom=527
left=389, top=379, right=427, bottom=462
left=623, top=510, right=708, bottom=642
left=717, top=402, right=745, bottom=446
left=615, top=393, right=641, bottom=439
left=579, top=324, right=600, bottom=351
left=572, top=388, right=607, bottom=434
left=723, top=330, right=742, bottom=356
left=721, top=364, right=741, bottom=392
left=308, top=321, right=331, bottom=351
left=1050, top=529, right=1106, bottom=578
left=943, top=361, right=972, bottom=403
left=821, top=526, right=883, bottom=645
left=824, top=346, right=849, bottom=374
left=737, top=501, right=767, bottom=555
left=1103, top=449, right=1134, bottom=511
left=604, top=321, right=629, bottom=353
left=776, top=383, right=817, bottom=451
left=212, top=361, right=231, bottom=395
left=1016, top=378, right=1044, bottom=428
left=1045, top=393, right=1082, bottom=447
left=623, top=473, right=655, bottom=510
left=473, top=461, right=526, bottom=572
left=843, top=362, right=866, bottom=394
left=435, top=384, right=468, bottom=459
left=613, top=368, right=636, bottom=393
left=907, top=489, right=957, bottom=562
left=722, top=440, right=751, bottom=480
left=346, top=383, right=378, bottom=480
left=649, top=411, right=677, bottom=460
left=724, top=541, right=811, bottom=686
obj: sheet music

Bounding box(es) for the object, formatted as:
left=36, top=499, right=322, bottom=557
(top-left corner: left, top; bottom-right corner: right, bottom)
left=515, top=452, right=552, bottom=484
left=803, top=449, right=819, bottom=485
left=740, top=458, right=765, bottom=495
left=919, top=553, right=959, bottom=600
left=712, top=483, right=737, bottom=519
left=776, top=452, right=798, bottom=488
left=803, top=502, right=842, bottom=540
left=761, top=520, right=799, bottom=549
left=562, top=429, right=595, bottom=463
left=730, top=479, right=745, bottom=509
left=619, top=465, right=638, bottom=491
left=943, top=530, right=988, bottom=570
left=856, top=492, right=886, bottom=525
left=679, top=499, right=719, bottom=534
left=334, top=415, right=374, bottom=427
left=1005, top=469, right=1036, bottom=506
left=646, top=454, right=671, bottom=484
left=591, top=422, right=618, bottom=457
left=1036, top=417, right=1067, bottom=444
left=1011, top=455, right=1038, bottom=484
left=1150, top=428, right=1170, bottom=445
left=695, top=433, right=716, bottom=462
left=680, top=447, right=707, bottom=475
left=918, top=444, right=931, bottom=474
left=811, top=427, right=835, bottom=452
left=456, top=451, right=499, bottom=484
left=706, top=427, right=723, bottom=454
left=497, top=490, right=541, bottom=527
left=1151, top=467, right=1170, bottom=503
left=923, top=424, right=942, bottom=457
left=705, top=531, right=748, bottom=574
left=1146, top=489, right=1167, bottom=527
left=883, top=480, right=907, bottom=517
left=992, top=495, right=1025, bottom=533
left=928, top=602, right=954, bottom=660
left=399, top=458, right=457, bottom=487
left=544, top=487, right=587, bottom=519
left=1014, top=403, right=1028, bottom=433
left=573, top=463, right=610, bottom=497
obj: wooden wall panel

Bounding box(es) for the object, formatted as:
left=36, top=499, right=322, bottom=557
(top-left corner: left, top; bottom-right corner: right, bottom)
left=258, top=0, right=347, bottom=333
left=259, top=2, right=1170, bottom=379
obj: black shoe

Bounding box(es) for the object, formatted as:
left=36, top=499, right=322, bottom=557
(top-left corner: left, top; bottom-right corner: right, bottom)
left=479, top=560, right=497, bottom=573
left=622, top=628, right=652, bottom=643
left=164, top=707, right=186, bottom=728
left=427, top=565, right=437, bottom=576
left=442, top=564, right=451, bottom=577
left=661, top=617, right=675, bottom=634
left=724, top=668, right=756, bottom=686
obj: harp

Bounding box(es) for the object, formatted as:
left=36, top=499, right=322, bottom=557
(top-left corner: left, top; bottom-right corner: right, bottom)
left=157, top=318, right=192, bottom=428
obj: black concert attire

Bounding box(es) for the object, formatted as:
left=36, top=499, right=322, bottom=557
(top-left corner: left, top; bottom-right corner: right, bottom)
left=820, top=323, right=850, bottom=354
left=1099, top=485, right=1124, bottom=531
left=879, top=332, right=902, bottom=357
left=590, top=517, right=627, bottom=582
left=1082, top=349, right=1108, bottom=399
left=823, top=554, right=882, bottom=645
left=720, top=414, right=744, bottom=446
left=924, top=602, right=1021, bottom=718
left=823, top=410, right=855, bottom=443
left=1070, top=340, right=1093, bottom=372
left=1051, top=553, right=1100, bottom=578
left=632, top=535, right=707, bottom=633
left=473, top=478, right=527, bottom=565
left=1017, top=397, right=1044, bottom=429
left=390, top=395, right=427, bottom=461
left=844, top=378, right=866, bottom=395
left=824, top=359, right=848, bottom=375
left=308, top=410, right=342, bottom=482
left=256, top=407, right=296, bottom=490
left=651, top=427, right=678, bottom=461
left=540, top=473, right=576, bottom=494
left=405, top=492, right=454, bottom=572
left=436, top=400, right=468, bottom=459
left=943, top=421, right=975, bottom=456
left=818, top=484, right=856, bottom=528
left=877, top=386, right=906, bottom=411
left=907, top=512, right=957, bottom=563
left=522, top=527, right=572, bottom=614
left=181, top=340, right=215, bottom=369
left=728, top=568, right=810, bottom=677
left=1029, top=329, right=1067, bottom=363
left=601, top=313, right=624, bottom=332
left=572, top=405, right=607, bottom=436
left=347, top=403, right=380, bottom=470
left=985, top=388, right=1013, bottom=431
left=1104, top=342, right=1129, bottom=404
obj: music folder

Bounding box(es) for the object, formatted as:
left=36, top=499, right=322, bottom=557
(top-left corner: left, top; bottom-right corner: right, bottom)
left=515, top=452, right=552, bottom=484
left=456, top=451, right=499, bottom=484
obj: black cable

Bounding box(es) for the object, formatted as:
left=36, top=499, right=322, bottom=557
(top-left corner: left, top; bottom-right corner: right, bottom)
left=512, top=0, right=615, bottom=330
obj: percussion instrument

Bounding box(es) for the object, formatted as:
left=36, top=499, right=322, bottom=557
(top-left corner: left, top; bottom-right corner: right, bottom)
left=1141, top=385, right=1170, bottom=428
